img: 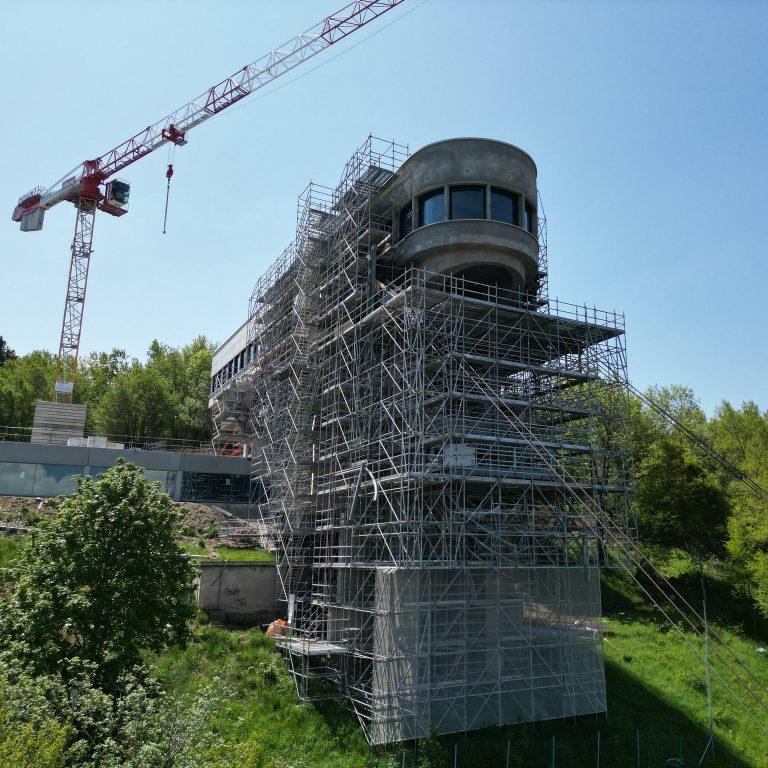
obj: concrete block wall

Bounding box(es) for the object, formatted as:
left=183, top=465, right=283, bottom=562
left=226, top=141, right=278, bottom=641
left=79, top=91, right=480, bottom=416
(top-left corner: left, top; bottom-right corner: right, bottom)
left=196, top=562, right=278, bottom=626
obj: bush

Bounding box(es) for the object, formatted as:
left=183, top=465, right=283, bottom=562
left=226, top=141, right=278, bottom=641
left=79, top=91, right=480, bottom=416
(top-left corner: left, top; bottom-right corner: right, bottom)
left=0, top=657, right=224, bottom=768
left=0, top=461, right=197, bottom=686
left=0, top=696, right=68, bottom=768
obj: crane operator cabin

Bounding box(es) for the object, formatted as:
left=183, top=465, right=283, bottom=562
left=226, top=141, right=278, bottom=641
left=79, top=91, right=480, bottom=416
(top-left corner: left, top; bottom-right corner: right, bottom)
left=211, top=136, right=635, bottom=745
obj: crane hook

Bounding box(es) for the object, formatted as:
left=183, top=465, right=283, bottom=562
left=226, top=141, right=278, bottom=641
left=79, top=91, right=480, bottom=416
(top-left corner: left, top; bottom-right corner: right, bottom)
left=163, top=163, right=174, bottom=234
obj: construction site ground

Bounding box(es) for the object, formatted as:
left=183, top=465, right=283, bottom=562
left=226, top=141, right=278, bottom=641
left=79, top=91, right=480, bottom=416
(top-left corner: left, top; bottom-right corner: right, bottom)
left=0, top=495, right=272, bottom=562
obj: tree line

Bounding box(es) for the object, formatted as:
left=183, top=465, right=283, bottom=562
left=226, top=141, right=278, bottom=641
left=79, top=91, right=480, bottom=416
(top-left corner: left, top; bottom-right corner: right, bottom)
left=612, top=384, right=768, bottom=618
left=2, top=334, right=768, bottom=615
left=0, top=336, right=214, bottom=442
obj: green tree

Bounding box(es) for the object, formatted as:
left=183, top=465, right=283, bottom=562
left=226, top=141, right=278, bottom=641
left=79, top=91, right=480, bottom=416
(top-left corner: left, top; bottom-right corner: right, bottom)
left=94, top=363, right=170, bottom=438
left=0, top=699, right=68, bottom=768
left=145, top=336, right=214, bottom=441
left=75, top=349, right=129, bottom=434
left=0, top=461, right=197, bottom=686
left=726, top=482, right=768, bottom=615
left=644, top=384, right=707, bottom=440
left=708, top=401, right=768, bottom=613
left=636, top=438, right=729, bottom=562
left=0, top=336, right=17, bottom=366
left=90, top=338, right=214, bottom=441
left=0, top=351, right=55, bottom=428
left=0, top=337, right=214, bottom=440
left=0, top=657, right=221, bottom=768
left=708, top=400, right=768, bottom=480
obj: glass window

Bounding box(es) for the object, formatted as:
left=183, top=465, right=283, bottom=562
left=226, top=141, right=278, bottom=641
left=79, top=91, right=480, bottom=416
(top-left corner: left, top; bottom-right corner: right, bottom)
left=490, top=188, right=519, bottom=225
left=398, top=204, right=413, bottom=240
left=180, top=471, right=249, bottom=503
left=0, top=462, right=36, bottom=495
left=524, top=200, right=536, bottom=234
left=88, top=466, right=175, bottom=494
left=418, top=188, right=445, bottom=226
left=450, top=185, right=486, bottom=220
left=32, top=464, right=84, bottom=496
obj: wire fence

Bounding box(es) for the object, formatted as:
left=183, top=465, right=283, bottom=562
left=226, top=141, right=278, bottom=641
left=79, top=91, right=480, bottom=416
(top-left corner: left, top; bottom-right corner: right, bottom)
left=375, top=729, right=728, bottom=768
left=0, top=424, right=214, bottom=454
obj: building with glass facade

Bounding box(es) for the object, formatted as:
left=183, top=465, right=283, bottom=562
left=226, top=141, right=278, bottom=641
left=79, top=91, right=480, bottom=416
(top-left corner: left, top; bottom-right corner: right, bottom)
left=0, top=440, right=250, bottom=504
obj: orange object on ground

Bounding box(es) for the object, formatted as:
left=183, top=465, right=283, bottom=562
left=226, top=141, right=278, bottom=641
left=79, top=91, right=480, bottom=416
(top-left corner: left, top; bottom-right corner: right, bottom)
left=266, top=618, right=286, bottom=637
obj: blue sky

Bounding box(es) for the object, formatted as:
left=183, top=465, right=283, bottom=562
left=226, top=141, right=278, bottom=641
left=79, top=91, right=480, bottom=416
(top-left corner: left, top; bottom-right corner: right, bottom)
left=1, top=0, right=766, bottom=414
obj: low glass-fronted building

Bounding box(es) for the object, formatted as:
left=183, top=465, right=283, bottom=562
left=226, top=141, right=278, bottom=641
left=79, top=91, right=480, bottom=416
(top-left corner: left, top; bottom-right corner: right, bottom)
left=0, top=441, right=250, bottom=504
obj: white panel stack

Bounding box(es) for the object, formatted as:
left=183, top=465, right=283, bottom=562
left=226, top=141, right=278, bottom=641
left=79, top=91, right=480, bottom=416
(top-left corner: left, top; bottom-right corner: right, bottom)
left=31, top=400, right=87, bottom=445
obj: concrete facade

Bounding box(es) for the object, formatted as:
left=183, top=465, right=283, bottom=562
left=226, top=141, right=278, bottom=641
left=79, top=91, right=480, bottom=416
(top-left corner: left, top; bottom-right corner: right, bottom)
left=388, top=138, right=539, bottom=292
left=0, top=440, right=250, bottom=501
left=197, top=561, right=277, bottom=625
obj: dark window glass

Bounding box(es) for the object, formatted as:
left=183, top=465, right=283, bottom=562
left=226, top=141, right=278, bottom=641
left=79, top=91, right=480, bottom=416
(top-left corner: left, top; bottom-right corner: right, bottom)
left=490, top=188, right=519, bottom=225
left=418, top=188, right=445, bottom=226
left=524, top=200, right=536, bottom=234
left=450, top=185, right=486, bottom=220
left=180, top=471, right=250, bottom=503
left=399, top=204, right=413, bottom=240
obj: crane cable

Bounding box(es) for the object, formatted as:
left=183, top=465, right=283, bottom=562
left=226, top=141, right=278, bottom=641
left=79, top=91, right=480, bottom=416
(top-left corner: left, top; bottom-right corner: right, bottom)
left=163, top=143, right=177, bottom=234
left=456, top=359, right=768, bottom=738
left=624, top=378, right=768, bottom=502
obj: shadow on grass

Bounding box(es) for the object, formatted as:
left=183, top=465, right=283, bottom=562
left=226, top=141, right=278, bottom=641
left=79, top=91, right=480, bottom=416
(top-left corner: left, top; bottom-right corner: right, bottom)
left=355, top=659, right=754, bottom=768
left=601, top=567, right=768, bottom=645
left=302, top=657, right=756, bottom=768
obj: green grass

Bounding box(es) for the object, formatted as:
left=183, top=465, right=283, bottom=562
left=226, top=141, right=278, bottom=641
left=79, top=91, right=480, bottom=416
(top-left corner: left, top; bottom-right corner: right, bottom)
left=600, top=552, right=768, bottom=768
left=151, top=553, right=768, bottom=768
left=0, top=534, right=24, bottom=569
left=152, top=625, right=372, bottom=768
left=182, top=543, right=275, bottom=563
left=5, top=521, right=762, bottom=766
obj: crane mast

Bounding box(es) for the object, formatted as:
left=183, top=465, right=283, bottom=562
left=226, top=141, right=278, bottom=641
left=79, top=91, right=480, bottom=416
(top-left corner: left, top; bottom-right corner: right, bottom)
left=12, top=0, right=405, bottom=400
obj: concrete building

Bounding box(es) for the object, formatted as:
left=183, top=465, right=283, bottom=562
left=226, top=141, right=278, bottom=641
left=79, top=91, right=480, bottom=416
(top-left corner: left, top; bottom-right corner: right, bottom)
left=0, top=440, right=250, bottom=503
left=210, top=137, right=635, bottom=744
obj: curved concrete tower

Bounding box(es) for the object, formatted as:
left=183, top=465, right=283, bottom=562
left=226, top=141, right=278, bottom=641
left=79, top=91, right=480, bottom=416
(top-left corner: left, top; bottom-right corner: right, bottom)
left=389, top=138, right=540, bottom=297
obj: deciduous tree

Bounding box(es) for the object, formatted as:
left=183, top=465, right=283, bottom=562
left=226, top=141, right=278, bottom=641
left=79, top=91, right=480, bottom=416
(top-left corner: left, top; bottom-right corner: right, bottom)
left=0, top=461, right=197, bottom=686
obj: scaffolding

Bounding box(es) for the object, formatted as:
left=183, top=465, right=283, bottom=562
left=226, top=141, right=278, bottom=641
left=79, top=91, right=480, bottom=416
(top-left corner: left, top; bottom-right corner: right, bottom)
left=239, top=136, right=635, bottom=745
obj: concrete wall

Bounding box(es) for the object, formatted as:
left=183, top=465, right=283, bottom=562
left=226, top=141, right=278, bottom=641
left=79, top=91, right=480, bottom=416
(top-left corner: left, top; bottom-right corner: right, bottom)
left=0, top=440, right=250, bottom=501
left=212, top=319, right=250, bottom=373
left=387, top=138, right=539, bottom=291
left=0, top=440, right=249, bottom=476
left=197, top=562, right=277, bottom=626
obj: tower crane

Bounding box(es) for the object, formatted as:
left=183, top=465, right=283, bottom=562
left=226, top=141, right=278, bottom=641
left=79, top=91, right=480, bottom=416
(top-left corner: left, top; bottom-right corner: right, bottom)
left=11, top=0, right=405, bottom=402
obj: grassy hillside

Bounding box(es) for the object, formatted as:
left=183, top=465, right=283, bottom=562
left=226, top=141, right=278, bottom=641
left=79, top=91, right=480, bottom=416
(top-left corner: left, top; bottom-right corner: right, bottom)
left=152, top=556, right=768, bottom=768
left=153, top=626, right=372, bottom=768
left=0, top=534, right=23, bottom=570
left=600, top=554, right=768, bottom=768
left=4, top=525, right=764, bottom=766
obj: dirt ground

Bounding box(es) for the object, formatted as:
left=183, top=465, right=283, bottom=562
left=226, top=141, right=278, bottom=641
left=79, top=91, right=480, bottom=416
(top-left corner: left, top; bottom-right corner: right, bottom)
left=0, top=496, right=254, bottom=549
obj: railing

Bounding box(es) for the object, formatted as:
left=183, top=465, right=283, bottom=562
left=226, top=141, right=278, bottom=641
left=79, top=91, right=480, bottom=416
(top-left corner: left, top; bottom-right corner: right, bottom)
left=0, top=425, right=216, bottom=454
left=18, top=185, right=46, bottom=205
